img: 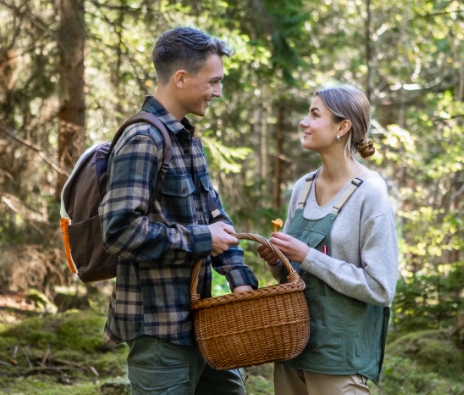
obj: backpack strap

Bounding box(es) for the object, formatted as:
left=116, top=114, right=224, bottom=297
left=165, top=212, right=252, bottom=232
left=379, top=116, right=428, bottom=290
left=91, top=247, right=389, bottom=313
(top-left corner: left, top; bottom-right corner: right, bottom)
left=296, top=170, right=319, bottom=209
left=109, top=112, right=220, bottom=218
left=109, top=112, right=173, bottom=207
left=209, top=194, right=221, bottom=218
left=331, top=172, right=379, bottom=215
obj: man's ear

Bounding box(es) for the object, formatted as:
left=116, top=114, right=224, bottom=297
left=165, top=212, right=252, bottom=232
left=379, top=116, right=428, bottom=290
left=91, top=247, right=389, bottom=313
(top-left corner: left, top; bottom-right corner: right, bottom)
left=338, top=119, right=352, bottom=137
left=173, top=70, right=188, bottom=88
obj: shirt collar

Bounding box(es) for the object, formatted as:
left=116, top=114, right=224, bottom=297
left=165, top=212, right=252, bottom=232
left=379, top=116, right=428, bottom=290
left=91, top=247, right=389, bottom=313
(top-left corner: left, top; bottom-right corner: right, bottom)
left=141, top=95, right=195, bottom=136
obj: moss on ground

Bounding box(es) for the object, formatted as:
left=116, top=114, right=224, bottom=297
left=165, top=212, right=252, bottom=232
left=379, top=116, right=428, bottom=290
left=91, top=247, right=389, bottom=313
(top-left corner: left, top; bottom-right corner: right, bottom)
left=2, top=314, right=463, bottom=395
left=243, top=364, right=274, bottom=395
left=0, top=310, right=128, bottom=395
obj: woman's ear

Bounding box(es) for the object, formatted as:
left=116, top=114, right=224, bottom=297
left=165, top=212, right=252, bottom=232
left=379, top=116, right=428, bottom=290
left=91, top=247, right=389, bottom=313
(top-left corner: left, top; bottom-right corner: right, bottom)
left=338, top=119, right=352, bottom=137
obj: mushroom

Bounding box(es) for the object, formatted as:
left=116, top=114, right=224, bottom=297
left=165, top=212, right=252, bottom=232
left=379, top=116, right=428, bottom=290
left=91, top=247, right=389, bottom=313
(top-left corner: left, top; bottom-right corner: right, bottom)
left=271, top=218, right=284, bottom=232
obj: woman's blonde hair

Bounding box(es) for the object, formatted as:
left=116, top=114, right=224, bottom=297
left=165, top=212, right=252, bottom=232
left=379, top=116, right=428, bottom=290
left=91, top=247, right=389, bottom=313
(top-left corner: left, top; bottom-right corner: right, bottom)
left=315, top=85, right=375, bottom=158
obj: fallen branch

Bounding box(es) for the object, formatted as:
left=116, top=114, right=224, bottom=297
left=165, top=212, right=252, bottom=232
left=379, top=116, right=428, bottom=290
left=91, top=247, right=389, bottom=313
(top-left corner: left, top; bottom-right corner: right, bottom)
left=32, top=355, right=99, bottom=377
left=13, top=345, right=18, bottom=359
left=53, top=358, right=87, bottom=370
left=22, top=347, right=33, bottom=368
left=41, top=347, right=50, bottom=366
left=89, top=366, right=99, bottom=377
left=24, top=364, right=73, bottom=377
left=1, top=194, right=44, bottom=233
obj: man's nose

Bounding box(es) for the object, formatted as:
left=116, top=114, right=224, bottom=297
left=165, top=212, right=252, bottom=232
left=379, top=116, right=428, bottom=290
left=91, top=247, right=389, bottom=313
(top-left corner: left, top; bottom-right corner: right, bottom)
left=213, top=84, right=222, bottom=98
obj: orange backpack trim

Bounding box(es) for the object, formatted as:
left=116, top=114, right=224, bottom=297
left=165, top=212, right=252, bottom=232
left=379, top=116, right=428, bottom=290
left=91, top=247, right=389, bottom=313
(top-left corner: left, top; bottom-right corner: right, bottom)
left=60, top=218, right=77, bottom=274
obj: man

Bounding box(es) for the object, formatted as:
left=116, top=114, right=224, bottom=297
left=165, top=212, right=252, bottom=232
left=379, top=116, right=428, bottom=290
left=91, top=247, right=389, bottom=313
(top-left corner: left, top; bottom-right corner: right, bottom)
left=99, top=27, right=258, bottom=394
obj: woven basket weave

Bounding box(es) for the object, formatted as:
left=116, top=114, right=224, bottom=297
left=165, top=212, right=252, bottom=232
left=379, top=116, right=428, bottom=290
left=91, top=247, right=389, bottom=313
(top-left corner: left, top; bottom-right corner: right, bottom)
left=190, top=232, right=310, bottom=370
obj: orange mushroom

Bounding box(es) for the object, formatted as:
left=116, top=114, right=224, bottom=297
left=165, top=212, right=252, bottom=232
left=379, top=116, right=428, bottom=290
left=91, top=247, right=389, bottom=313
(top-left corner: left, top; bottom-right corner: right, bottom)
left=271, top=218, right=284, bottom=233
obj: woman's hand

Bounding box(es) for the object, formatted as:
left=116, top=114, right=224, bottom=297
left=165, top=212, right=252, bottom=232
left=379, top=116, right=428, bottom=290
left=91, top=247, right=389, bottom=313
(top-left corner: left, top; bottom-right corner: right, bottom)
left=257, top=245, right=280, bottom=266
left=269, top=232, right=310, bottom=263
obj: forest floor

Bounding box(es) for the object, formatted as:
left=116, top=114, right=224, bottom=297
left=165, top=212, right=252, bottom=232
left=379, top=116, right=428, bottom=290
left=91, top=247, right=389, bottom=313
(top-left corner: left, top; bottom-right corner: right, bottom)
left=0, top=287, right=463, bottom=395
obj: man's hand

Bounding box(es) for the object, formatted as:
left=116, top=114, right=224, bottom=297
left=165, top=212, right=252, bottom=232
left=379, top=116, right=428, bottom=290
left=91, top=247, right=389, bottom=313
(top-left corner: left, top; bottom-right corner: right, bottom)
left=269, top=232, right=310, bottom=263
left=208, top=222, right=239, bottom=257
left=232, top=285, right=253, bottom=293
left=257, top=245, right=280, bottom=266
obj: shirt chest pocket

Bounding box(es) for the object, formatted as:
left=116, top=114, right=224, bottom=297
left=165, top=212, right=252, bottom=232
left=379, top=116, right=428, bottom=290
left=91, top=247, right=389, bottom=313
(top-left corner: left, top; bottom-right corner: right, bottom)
left=160, top=173, right=196, bottom=224
left=198, top=172, right=210, bottom=193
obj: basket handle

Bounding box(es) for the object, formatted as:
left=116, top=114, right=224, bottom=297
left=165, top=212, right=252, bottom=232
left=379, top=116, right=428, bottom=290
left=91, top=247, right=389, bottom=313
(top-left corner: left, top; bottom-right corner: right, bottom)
left=190, top=232, right=300, bottom=301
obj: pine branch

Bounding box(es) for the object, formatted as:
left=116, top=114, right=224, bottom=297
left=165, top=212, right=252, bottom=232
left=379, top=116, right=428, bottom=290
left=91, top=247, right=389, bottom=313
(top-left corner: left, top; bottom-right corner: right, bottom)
left=0, top=124, right=70, bottom=177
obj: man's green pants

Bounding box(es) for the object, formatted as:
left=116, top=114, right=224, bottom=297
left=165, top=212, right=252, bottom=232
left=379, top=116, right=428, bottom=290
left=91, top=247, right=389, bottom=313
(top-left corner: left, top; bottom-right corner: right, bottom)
left=127, top=335, right=245, bottom=395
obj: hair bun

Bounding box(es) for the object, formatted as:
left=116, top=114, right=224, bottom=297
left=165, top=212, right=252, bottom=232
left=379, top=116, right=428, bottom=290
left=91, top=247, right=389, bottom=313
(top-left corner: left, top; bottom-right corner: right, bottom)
left=356, top=138, right=375, bottom=158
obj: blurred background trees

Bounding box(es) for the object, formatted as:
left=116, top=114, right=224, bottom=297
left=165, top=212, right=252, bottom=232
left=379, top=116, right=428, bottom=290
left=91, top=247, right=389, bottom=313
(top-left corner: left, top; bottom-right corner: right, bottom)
left=0, top=0, right=463, bottom=335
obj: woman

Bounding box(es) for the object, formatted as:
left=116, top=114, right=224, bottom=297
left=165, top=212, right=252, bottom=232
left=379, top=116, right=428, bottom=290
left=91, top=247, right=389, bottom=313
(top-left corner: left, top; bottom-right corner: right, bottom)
left=258, top=85, right=398, bottom=395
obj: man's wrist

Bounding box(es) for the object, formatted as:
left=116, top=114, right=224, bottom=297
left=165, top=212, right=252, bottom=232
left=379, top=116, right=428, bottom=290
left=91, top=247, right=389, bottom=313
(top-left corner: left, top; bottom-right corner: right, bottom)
left=232, top=285, right=253, bottom=293
left=225, top=267, right=258, bottom=290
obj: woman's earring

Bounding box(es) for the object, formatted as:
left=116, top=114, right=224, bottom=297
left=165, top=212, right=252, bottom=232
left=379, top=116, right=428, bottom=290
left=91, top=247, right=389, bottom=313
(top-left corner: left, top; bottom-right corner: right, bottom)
left=336, top=135, right=341, bottom=142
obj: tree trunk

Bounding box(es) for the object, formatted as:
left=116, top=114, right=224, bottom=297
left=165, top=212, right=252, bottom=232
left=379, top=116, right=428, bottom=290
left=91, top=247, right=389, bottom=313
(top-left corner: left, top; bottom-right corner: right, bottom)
left=458, top=58, right=464, bottom=102
left=111, top=1, right=126, bottom=124
left=365, top=0, right=371, bottom=101
left=458, top=312, right=464, bottom=349
left=272, top=99, right=284, bottom=209
left=55, top=0, right=86, bottom=201
left=261, top=98, right=270, bottom=180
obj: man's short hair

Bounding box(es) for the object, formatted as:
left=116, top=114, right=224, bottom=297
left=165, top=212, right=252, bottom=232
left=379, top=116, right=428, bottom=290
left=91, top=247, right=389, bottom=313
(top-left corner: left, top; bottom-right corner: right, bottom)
left=153, top=27, right=232, bottom=85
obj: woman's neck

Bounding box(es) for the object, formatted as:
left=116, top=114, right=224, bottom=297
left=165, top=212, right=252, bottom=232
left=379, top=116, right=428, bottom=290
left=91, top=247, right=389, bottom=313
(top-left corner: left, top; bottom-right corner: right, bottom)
left=318, top=154, right=366, bottom=183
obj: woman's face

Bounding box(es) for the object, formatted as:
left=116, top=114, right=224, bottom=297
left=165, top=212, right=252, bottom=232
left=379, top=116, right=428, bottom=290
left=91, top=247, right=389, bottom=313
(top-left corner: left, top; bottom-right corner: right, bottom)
left=299, top=95, right=339, bottom=152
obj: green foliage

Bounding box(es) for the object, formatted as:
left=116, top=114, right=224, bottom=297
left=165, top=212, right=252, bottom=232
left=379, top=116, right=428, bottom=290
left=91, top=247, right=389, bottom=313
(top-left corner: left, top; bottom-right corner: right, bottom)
left=392, top=262, right=464, bottom=332
left=202, top=133, right=251, bottom=174
left=371, top=330, right=464, bottom=395
left=211, top=269, right=230, bottom=297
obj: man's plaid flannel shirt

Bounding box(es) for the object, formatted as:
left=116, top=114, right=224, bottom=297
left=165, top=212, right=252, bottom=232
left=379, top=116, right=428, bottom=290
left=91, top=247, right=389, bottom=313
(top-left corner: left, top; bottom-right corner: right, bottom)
left=99, top=96, right=258, bottom=346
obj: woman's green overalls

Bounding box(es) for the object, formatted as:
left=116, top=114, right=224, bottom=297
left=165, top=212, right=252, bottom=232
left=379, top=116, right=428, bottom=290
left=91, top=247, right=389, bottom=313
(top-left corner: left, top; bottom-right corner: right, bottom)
left=280, top=172, right=389, bottom=384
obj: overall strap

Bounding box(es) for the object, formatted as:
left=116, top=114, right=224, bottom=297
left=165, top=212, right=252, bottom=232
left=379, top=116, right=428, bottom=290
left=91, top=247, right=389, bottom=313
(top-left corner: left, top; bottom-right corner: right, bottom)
left=296, top=170, right=319, bottom=209
left=331, top=172, right=379, bottom=215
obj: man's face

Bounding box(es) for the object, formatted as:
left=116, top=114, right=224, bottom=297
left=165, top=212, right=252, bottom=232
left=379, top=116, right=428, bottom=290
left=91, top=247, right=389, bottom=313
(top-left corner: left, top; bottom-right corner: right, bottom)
left=181, top=54, right=224, bottom=117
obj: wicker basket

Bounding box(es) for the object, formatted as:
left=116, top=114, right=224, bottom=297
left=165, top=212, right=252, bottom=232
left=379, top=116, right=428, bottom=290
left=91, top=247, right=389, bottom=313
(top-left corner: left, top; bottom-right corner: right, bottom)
left=190, top=233, right=310, bottom=370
